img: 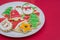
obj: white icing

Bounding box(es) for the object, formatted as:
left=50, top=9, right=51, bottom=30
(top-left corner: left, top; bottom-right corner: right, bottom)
left=23, top=5, right=30, bottom=7
left=23, top=8, right=33, bottom=14
left=0, top=18, right=12, bottom=31
left=16, top=7, right=23, bottom=15
left=12, top=17, right=20, bottom=21
left=14, top=21, right=27, bottom=30
left=23, top=5, right=33, bottom=14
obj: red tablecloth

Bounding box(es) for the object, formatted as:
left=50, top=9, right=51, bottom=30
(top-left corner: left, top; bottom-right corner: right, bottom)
left=0, top=0, right=60, bottom=40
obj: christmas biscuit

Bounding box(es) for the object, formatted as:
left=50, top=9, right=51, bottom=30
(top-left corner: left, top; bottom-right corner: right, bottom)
left=0, top=18, right=12, bottom=32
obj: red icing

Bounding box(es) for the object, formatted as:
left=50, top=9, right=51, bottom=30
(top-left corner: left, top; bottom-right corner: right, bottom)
left=0, top=18, right=23, bottom=29
left=35, top=12, right=40, bottom=16
left=34, top=10, right=40, bottom=16
left=4, top=15, right=9, bottom=19
left=24, top=15, right=30, bottom=20
left=9, top=20, right=23, bottom=29
left=16, top=6, right=21, bottom=8
left=10, top=10, right=21, bottom=18
left=0, top=18, right=6, bottom=23
left=23, top=7, right=31, bottom=10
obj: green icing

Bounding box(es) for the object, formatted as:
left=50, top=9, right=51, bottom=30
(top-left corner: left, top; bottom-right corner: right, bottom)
left=22, top=14, right=25, bottom=19
left=3, top=7, right=12, bottom=15
left=23, top=2, right=29, bottom=6
left=28, top=13, right=39, bottom=28
left=31, top=6, right=36, bottom=10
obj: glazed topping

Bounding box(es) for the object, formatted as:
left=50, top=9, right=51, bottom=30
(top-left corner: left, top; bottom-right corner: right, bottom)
left=23, top=7, right=33, bottom=14
left=16, top=6, right=23, bottom=15
left=23, top=7, right=31, bottom=10
left=28, top=13, right=39, bottom=28
left=34, top=10, right=40, bottom=16
left=0, top=18, right=6, bottom=22
left=10, top=19, right=23, bottom=29
left=0, top=18, right=12, bottom=31
left=24, top=15, right=30, bottom=20
left=20, top=22, right=32, bottom=33
left=0, top=3, right=40, bottom=33
left=10, top=10, right=21, bottom=18
left=23, top=3, right=33, bottom=14
left=3, top=7, right=12, bottom=15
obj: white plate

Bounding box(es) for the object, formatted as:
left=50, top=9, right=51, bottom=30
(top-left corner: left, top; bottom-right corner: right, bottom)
left=0, top=1, right=45, bottom=38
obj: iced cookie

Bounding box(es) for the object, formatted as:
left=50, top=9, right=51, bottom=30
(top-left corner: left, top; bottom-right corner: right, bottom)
left=34, top=10, right=40, bottom=16
left=2, top=7, right=12, bottom=18
left=24, top=15, right=30, bottom=21
left=22, top=3, right=33, bottom=14
left=0, top=18, right=12, bottom=32
left=16, top=6, right=23, bottom=15
left=28, top=13, right=40, bottom=28
left=12, top=20, right=23, bottom=32
left=19, top=21, right=32, bottom=33
left=14, top=26, right=21, bottom=32
left=9, top=10, right=21, bottom=21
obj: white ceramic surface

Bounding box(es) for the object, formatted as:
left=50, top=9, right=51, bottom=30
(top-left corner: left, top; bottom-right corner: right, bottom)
left=0, top=2, right=45, bottom=38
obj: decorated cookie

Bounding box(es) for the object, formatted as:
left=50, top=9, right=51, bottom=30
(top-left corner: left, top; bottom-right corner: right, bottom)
left=0, top=3, right=40, bottom=34
left=34, top=10, right=40, bottom=16
left=2, top=7, right=12, bottom=18
left=24, top=15, right=30, bottom=20
left=16, top=6, right=23, bottom=15
left=11, top=20, right=23, bottom=32
left=9, top=10, right=21, bottom=21
left=14, top=26, right=21, bottom=32
left=0, top=18, right=12, bottom=32
left=28, top=13, right=40, bottom=28
left=20, top=21, right=32, bottom=33
left=22, top=3, right=33, bottom=14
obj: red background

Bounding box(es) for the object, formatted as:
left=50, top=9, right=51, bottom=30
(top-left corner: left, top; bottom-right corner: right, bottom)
left=0, top=0, right=60, bottom=40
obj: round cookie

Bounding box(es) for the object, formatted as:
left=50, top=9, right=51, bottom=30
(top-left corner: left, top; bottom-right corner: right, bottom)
left=0, top=18, right=12, bottom=32
left=22, top=3, right=33, bottom=14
